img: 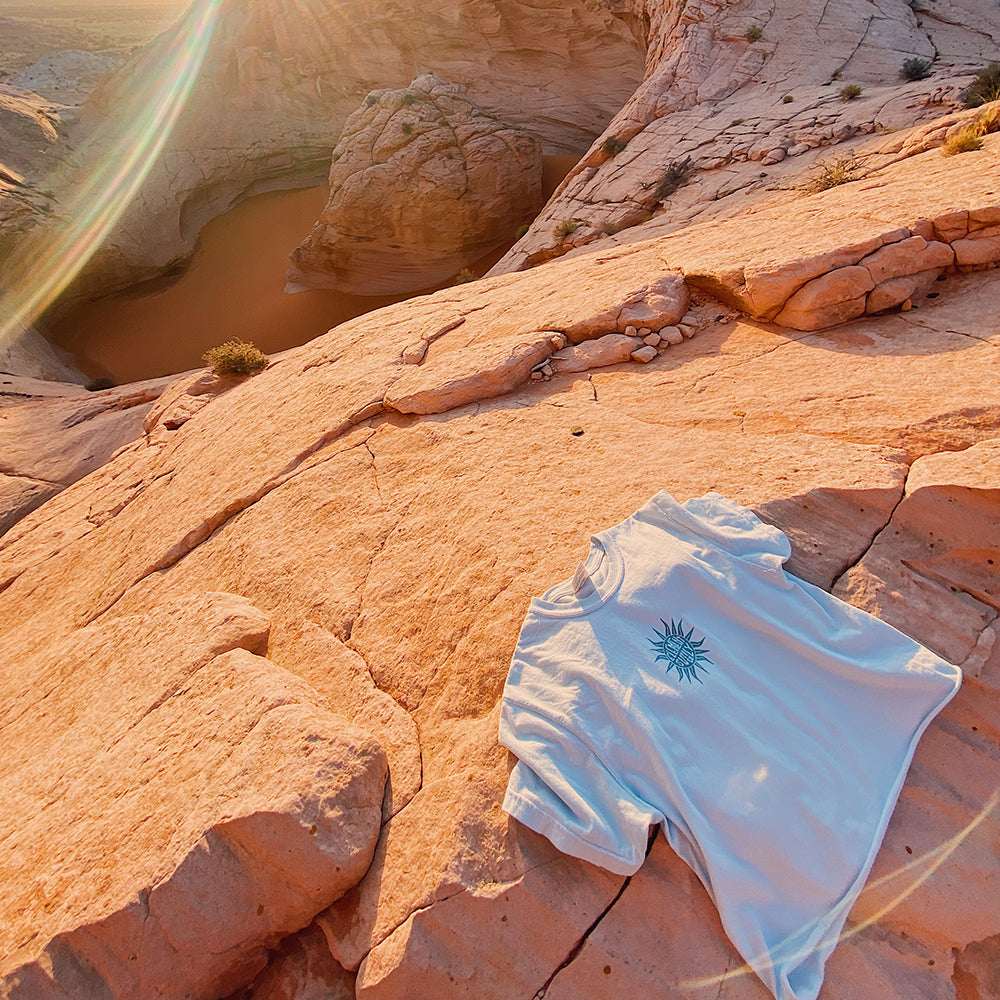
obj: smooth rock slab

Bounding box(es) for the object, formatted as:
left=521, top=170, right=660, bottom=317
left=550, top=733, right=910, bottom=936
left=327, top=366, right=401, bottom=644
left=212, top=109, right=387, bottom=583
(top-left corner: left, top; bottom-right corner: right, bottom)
left=0, top=592, right=387, bottom=1000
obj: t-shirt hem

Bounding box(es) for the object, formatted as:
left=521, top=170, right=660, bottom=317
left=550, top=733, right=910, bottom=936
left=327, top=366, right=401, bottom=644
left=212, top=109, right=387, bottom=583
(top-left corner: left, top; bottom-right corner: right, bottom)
left=502, top=788, right=642, bottom=877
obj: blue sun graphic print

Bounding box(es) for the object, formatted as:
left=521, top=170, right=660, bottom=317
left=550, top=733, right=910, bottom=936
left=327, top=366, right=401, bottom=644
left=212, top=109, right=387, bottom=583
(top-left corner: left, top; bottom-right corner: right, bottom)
left=649, top=618, right=713, bottom=683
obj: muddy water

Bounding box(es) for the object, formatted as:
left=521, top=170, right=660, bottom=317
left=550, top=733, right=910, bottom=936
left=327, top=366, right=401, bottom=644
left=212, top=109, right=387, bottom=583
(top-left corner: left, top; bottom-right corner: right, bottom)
left=46, top=154, right=579, bottom=384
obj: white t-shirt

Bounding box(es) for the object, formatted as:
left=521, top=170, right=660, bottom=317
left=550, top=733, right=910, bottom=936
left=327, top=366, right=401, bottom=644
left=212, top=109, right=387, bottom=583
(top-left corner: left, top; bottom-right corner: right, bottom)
left=498, top=491, right=960, bottom=1000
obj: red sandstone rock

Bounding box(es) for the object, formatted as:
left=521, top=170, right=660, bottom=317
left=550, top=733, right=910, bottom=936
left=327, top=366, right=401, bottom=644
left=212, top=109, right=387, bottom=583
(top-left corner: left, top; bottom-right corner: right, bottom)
left=0, top=592, right=387, bottom=1000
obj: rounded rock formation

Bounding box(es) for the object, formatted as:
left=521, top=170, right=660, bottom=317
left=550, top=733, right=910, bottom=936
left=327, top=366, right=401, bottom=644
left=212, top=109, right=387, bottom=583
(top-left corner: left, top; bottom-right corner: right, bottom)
left=287, top=74, right=544, bottom=295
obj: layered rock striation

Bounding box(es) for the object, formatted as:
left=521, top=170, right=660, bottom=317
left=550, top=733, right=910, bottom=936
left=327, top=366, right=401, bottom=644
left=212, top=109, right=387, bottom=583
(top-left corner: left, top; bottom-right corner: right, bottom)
left=287, top=75, right=543, bottom=296
left=2, top=127, right=999, bottom=994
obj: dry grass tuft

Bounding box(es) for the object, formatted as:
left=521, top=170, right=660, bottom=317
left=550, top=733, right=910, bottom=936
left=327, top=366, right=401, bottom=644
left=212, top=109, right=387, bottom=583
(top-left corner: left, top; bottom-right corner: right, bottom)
left=203, top=340, right=269, bottom=377
left=802, top=153, right=869, bottom=192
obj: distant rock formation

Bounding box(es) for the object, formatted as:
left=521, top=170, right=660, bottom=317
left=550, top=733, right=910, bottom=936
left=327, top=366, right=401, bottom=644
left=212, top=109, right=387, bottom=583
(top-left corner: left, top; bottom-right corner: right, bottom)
left=44, top=0, right=643, bottom=301
left=287, top=75, right=543, bottom=296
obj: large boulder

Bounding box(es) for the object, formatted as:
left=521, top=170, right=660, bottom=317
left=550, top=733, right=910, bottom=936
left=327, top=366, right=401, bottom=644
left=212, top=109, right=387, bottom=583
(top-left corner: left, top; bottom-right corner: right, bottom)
left=287, top=75, right=543, bottom=295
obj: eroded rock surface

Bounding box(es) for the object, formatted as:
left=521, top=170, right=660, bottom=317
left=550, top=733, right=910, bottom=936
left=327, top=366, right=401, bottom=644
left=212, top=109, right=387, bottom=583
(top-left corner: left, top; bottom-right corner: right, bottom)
left=0, top=592, right=387, bottom=1000
left=288, top=75, right=543, bottom=295
left=2, top=233, right=999, bottom=1000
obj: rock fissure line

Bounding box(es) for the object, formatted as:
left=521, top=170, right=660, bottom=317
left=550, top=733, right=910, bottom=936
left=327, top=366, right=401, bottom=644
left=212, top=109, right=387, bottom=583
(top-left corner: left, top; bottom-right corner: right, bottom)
left=832, top=461, right=912, bottom=591
left=531, top=870, right=635, bottom=999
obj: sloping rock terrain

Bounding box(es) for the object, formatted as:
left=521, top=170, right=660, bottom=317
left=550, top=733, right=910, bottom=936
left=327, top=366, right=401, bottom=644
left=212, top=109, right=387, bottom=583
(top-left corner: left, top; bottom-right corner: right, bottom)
left=492, top=0, right=1000, bottom=272
left=2, top=106, right=999, bottom=998
left=287, top=75, right=543, bottom=295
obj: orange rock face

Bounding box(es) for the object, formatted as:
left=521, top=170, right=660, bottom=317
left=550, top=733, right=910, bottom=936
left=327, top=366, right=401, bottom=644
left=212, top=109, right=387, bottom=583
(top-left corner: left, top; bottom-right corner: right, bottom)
left=3, top=216, right=1000, bottom=999
left=287, top=76, right=543, bottom=296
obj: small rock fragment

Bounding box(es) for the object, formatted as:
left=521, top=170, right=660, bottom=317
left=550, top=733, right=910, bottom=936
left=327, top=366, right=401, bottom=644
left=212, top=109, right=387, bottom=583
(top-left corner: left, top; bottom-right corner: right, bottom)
left=631, top=345, right=658, bottom=363
left=638, top=328, right=651, bottom=337
left=660, top=326, right=685, bottom=346
left=530, top=371, right=544, bottom=381
left=570, top=426, right=585, bottom=436
left=901, top=299, right=912, bottom=311
left=541, top=364, right=554, bottom=377
left=625, top=325, right=638, bottom=337
left=548, top=334, right=567, bottom=350
left=643, top=334, right=661, bottom=347
left=678, top=324, right=696, bottom=339
left=401, top=344, right=426, bottom=365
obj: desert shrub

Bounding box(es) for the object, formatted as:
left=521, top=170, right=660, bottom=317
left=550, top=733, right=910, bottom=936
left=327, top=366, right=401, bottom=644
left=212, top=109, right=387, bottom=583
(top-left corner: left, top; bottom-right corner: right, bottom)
left=365, top=94, right=377, bottom=107
left=804, top=153, right=868, bottom=191
left=401, top=122, right=412, bottom=134
left=730, top=118, right=745, bottom=126
left=831, top=68, right=843, bottom=80
left=782, top=94, right=794, bottom=103
left=203, top=340, right=269, bottom=377
left=515, top=223, right=530, bottom=239
left=900, top=57, right=933, bottom=81
left=85, top=377, right=116, bottom=392
left=942, top=125, right=983, bottom=155
left=603, top=135, right=627, bottom=156
left=653, top=157, right=694, bottom=200
left=401, top=92, right=417, bottom=106
left=553, top=219, right=581, bottom=240
left=745, top=24, right=763, bottom=41
left=962, top=62, right=1000, bottom=107
left=454, top=267, right=476, bottom=283
left=839, top=83, right=863, bottom=100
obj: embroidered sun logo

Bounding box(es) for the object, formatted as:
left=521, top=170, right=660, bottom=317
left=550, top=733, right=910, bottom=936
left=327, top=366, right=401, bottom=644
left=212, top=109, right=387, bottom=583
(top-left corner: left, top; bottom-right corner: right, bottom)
left=649, top=618, right=713, bottom=684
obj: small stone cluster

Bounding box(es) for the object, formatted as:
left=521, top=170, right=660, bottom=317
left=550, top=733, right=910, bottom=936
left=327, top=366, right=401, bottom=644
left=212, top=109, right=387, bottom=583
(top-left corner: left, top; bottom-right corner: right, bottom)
left=529, top=313, right=700, bottom=380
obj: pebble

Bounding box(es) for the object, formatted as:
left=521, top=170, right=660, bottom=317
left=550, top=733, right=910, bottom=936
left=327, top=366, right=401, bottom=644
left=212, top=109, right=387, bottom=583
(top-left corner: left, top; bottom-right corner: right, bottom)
left=678, top=324, right=696, bottom=339
left=625, top=325, right=638, bottom=337
left=541, top=364, right=554, bottom=377
left=901, top=299, right=912, bottom=312
left=530, top=371, right=544, bottom=381
left=549, top=334, right=567, bottom=350
left=643, top=333, right=661, bottom=347
left=638, top=328, right=651, bottom=337
left=401, top=343, right=426, bottom=364
left=660, top=326, right=685, bottom=345
left=631, top=346, right=658, bottom=363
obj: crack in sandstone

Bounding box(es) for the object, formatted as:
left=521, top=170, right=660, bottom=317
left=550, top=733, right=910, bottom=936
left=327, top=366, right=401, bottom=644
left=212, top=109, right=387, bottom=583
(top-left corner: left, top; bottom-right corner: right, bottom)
left=530, top=842, right=648, bottom=999
left=832, top=460, right=912, bottom=589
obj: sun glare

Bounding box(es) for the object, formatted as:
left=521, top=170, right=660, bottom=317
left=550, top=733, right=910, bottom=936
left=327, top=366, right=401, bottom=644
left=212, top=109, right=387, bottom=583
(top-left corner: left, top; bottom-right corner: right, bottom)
left=0, top=0, right=222, bottom=351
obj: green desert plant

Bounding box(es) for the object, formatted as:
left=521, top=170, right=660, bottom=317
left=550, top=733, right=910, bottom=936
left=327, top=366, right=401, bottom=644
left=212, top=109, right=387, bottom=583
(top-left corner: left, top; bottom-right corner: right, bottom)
left=553, top=219, right=581, bottom=240
left=730, top=118, right=745, bottom=126
left=401, top=92, right=417, bottom=106
left=603, top=135, right=627, bottom=156
left=961, top=62, right=1000, bottom=107
left=652, top=157, right=694, bottom=200
left=782, top=94, right=794, bottom=103
left=803, top=153, right=868, bottom=191
left=454, top=267, right=476, bottom=283
left=900, top=57, right=933, bottom=81
left=839, top=83, right=863, bottom=100
left=745, top=24, right=763, bottom=41
left=401, top=122, right=413, bottom=134
left=202, top=340, right=269, bottom=377
left=515, top=223, right=530, bottom=239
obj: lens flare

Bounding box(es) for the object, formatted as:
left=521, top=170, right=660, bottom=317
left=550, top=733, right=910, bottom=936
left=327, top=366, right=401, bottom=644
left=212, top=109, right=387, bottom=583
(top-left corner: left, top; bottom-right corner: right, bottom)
left=0, top=0, right=222, bottom=352
left=678, top=788, right=1000, bottom=993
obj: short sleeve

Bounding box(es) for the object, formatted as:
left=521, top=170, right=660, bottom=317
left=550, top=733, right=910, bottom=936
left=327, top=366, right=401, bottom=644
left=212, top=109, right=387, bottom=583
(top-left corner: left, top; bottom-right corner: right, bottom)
left=499, top=700, right=660, bottom=876
left=642, top=491, right=792, bottom=570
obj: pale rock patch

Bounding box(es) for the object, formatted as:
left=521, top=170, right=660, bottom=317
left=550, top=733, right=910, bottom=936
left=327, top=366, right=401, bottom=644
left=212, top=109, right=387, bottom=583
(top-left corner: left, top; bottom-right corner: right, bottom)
left=287, top=75, right=543, bottom=296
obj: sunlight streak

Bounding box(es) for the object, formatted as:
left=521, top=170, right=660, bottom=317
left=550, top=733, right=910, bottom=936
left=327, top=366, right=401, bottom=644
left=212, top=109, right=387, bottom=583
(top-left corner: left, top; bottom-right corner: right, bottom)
left=0, top=0, right=221, bottom=350
left=679, top=788, right=1000, bottom=993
